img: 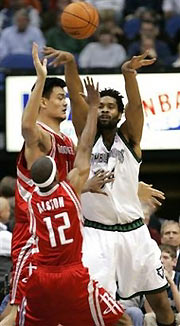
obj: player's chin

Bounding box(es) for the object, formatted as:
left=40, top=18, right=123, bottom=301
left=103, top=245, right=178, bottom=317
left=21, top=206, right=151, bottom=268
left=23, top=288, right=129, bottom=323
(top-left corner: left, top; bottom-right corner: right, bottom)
left=59, top=114, right=66, bottom=121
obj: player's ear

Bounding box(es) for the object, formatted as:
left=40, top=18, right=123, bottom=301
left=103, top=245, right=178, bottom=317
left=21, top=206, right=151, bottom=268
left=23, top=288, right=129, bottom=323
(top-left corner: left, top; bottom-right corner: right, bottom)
left=40, top=97, right=48, bottom=110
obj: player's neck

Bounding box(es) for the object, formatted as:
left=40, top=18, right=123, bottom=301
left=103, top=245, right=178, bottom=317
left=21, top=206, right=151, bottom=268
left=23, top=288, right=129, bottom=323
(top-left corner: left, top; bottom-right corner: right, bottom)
left=38, top=117, right=61, bottom=134
left=101, top=128, right=117, bottom=151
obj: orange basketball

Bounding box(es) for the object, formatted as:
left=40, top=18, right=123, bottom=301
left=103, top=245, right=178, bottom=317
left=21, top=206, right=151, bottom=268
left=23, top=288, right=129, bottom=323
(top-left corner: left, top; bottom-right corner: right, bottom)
left=60, top=1, right=99, bottom=39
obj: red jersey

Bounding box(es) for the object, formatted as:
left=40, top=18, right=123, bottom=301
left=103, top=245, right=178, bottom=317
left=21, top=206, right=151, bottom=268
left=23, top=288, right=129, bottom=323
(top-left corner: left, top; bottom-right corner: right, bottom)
left=11, top=122, right=75, bottom=304
left=15, top=122, right=75, bottom=226
left=28, top=181, right=83, bottom=266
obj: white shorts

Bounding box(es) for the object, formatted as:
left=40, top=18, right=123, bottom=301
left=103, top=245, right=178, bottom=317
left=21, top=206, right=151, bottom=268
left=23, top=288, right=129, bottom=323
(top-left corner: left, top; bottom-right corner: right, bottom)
left=82, top=222, right=167, bottom=299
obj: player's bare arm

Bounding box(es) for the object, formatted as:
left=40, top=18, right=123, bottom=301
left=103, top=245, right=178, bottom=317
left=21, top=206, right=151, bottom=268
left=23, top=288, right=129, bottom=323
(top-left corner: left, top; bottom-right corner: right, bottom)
left=43, top=46, right=88, bottom=137
left=120, top=51, right=156, bottom=158
left=22, top=43, right=51, bottom=168
left=67, top=77, right=99, bottom=195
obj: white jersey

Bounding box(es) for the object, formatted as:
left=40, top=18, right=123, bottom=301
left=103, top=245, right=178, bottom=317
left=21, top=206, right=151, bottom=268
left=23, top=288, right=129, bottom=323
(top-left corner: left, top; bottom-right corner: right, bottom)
left=81, top=130, right=144, bottom=224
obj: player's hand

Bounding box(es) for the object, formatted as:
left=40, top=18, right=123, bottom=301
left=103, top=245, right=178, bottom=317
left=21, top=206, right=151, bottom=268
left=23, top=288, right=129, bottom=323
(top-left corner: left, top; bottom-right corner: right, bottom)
left=121, top=51, right=156, bottom=74
left=32, top=42, right=47, bottom=79
left=84, top=170, right=115, bottom=195
left=81, top=77, right=100, bottom=108
left=138, top=181, right=165, bottom=208
left=164, top=269, right=173, bottom=284
left=43, top=46, right=74, bottom=67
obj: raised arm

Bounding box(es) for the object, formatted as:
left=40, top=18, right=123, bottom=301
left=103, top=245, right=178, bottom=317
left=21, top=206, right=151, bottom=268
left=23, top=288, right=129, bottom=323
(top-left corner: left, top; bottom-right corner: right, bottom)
left=43, top=47, right=88, bottom=137
left=120, top=52, right=156, bottom=158
left=67, top=78, right=99, bottom=195
left=22, top=43, right=51, bottom=167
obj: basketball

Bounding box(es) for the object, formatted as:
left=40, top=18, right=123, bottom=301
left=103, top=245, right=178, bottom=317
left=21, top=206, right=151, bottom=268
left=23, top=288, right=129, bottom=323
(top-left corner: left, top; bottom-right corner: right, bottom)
left=60, top=2, right=99, bottom=39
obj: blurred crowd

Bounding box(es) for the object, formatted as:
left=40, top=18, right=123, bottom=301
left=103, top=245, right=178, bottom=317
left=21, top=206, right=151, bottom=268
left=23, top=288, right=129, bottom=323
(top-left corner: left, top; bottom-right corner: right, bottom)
left=0, top=0, right=180, bottom=70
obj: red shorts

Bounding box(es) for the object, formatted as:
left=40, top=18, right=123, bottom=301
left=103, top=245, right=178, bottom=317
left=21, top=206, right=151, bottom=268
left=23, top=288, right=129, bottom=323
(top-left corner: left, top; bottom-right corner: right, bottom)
left=10, top=223, right=36, bottom=305
left=19, top=263, right=124, bottom=326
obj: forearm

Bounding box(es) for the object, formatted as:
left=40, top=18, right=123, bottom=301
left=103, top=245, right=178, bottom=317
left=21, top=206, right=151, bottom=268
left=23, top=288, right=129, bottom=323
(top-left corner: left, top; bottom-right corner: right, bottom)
left=169, top=281, right=180, bottom=312
left=123, top=72, right=142, bottom=109
left=22, top=77, right=45, bottom=130
left=79, top=105, right=97, bottom=152
left=65, top=58, right=88, bottom=136
left=65, top=58, right=83, bottom=96
left=74, top=105, right=97, bottom=169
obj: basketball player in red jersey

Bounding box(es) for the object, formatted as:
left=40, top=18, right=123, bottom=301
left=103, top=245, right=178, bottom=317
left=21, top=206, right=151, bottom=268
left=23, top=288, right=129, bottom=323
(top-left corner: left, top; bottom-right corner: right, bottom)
left=1, top=42, right=76, bottom=326
left=20, top=77, right=124, bottom=326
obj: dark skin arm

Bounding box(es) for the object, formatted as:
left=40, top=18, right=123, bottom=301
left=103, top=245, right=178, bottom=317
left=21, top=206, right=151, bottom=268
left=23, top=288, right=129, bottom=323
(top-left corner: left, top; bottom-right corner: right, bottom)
left=120, top=51, right=156, bottom=159
left=67, top=77, right=100, bottom=195
left=43, top=46, right=88, bottom=137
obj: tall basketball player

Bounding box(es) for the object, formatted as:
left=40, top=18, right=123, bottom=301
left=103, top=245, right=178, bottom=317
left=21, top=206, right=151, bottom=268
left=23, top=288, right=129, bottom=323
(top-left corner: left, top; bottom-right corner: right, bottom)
left=43, top=46, right=177, bottom=326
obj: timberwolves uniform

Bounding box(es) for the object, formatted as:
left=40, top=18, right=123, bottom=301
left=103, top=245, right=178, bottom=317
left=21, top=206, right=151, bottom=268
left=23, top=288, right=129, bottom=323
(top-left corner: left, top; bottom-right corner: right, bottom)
left=19, top=182, right=124, bottom=326
left=82, top=130, right=167, bottom=299
left=11, top=122, right=75, bottom=305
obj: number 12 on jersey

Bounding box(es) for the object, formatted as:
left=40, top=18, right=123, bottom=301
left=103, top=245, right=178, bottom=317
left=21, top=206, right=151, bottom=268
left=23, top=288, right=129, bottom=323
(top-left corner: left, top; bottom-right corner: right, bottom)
left=43, top=212, right=73, bottom=247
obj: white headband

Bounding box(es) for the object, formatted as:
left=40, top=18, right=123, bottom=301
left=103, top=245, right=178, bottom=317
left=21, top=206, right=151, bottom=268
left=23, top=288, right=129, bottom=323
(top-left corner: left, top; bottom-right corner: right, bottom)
left=34, top=156, right=57, bottom=188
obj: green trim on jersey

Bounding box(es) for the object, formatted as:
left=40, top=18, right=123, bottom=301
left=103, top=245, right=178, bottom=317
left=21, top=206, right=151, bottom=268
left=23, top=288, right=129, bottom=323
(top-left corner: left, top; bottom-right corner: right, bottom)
left=117, top=129, right=142, bottom=163
left=84, top=217, right=144, bottom=232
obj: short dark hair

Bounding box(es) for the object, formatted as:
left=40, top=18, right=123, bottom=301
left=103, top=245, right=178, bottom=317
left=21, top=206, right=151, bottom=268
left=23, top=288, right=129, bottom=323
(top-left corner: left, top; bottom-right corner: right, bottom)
left=0, top=176, right=16, bottom=197
left=100, top=88, right=124, bottom=113
left=31, top=77, right=66, bottom=99
left=159, top=244, right=177, bottom=259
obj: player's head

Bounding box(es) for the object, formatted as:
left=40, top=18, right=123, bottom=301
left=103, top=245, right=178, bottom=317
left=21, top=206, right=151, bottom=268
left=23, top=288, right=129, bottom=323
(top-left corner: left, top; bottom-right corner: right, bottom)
left=97, top=88, right=124, bottom=130
left=30, top=156, right=58, bottom=191
left=161, top=220, right=180, bottom=248
left=32, top=77, right=67, bottom=122
left=159, top=244, right=177, bottom=272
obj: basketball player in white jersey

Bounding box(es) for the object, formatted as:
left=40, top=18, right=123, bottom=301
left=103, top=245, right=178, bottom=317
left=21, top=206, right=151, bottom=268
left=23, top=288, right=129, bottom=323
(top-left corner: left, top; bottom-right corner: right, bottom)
left=43, top=47, right=177, bottom=326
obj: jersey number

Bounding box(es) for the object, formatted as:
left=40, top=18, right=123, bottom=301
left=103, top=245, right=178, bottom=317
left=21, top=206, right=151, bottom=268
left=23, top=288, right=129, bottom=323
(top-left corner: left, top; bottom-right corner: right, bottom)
left=43, top=212, right=73, bottom=247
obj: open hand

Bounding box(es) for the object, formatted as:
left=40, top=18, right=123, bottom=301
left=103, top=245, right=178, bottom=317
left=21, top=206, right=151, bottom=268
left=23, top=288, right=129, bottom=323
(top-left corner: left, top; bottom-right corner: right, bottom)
left=138, top=181, right=165, bottom=208
left=32, top=42, right=47, bottom=78
left=85, top=170, right=115, bottom=195
left=122, top=51, right=156, bottom=74
left=43, top=46, right=74, bottom=67
left=82, top=77, right=100, bottom=108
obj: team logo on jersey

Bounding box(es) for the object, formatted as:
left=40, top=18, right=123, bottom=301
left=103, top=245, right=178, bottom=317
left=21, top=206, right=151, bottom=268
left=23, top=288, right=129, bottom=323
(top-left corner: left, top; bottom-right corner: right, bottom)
left=156, top=266, right=165, bottom=279
left=91, top=148, right=125, bottom=164
left=100, top=292, right=123, bottom=315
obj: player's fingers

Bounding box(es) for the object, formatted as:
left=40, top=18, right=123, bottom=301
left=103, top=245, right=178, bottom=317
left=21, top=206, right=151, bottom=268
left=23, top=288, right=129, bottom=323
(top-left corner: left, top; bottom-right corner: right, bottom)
left=138, top=50, right=149, bottom=60
left=96, top=190, right=108, bottom=196
left=32, top=42, right=38, bottom=57
left=44, top=52, right=59, bottom=59
left=152, top=197, right=162, bottom=206
left=141, top=58, right=156, bottom=66
left=151, top=189, right=165, bottom=198
left=103, top=178, right=115, bottom=184
left=42, top=58, right=47, bottom=67
left=43, top=46, right=54, bottom=54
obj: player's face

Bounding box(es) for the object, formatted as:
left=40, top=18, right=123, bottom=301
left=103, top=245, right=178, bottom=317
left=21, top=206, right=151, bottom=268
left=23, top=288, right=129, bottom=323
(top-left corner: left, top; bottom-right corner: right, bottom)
left=98, top=96, right=121, bottom=129
left=161, top=225, right=180, bottom=247
left=44, top=87, right=67, bottom=121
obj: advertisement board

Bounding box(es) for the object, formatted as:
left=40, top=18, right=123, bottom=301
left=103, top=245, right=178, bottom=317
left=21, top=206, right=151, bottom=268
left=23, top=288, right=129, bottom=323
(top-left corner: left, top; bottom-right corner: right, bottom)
left=5, top=73, right=180, bottom=152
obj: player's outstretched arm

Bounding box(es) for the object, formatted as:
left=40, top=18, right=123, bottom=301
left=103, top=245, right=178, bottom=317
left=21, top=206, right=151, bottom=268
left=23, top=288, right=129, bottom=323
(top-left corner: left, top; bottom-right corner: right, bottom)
left=22, top=43, right=49, bottom=147
left=43, top=46, right=88, bottom=137
left=120, top=51, right=156, bottom=158
left=67, top=77, right=99, bottom=195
